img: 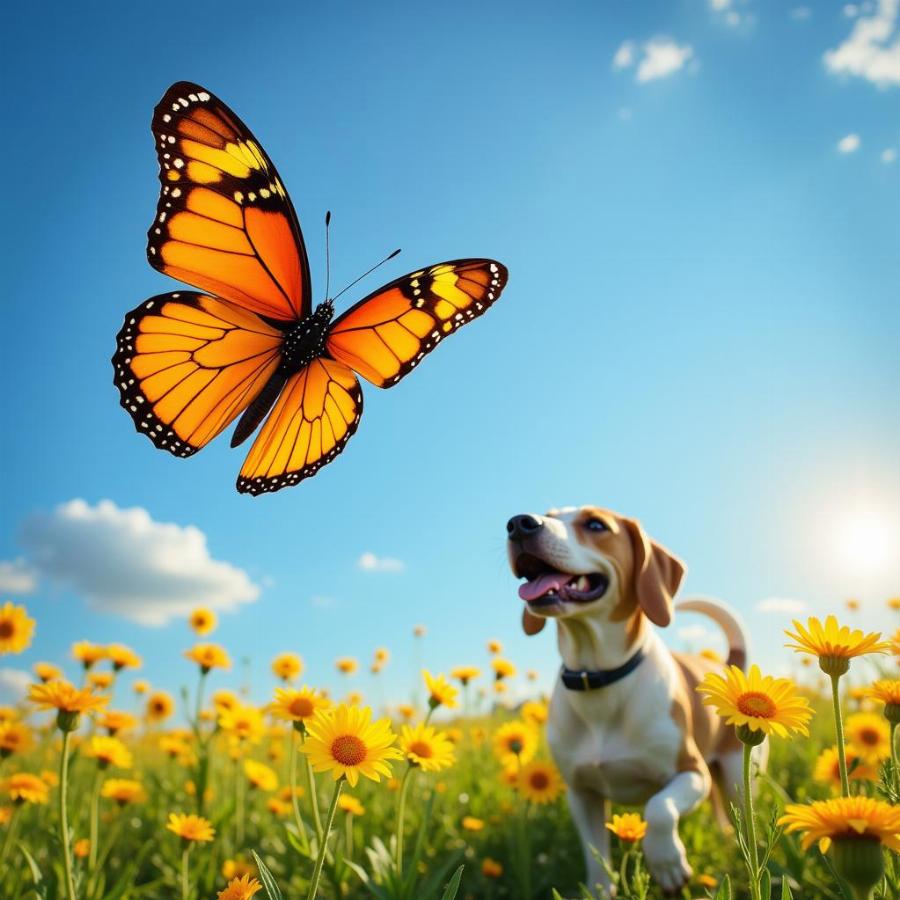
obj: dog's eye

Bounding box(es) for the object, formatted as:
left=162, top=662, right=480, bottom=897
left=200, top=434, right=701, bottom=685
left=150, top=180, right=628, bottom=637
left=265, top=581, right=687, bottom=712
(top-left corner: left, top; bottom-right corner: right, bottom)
left=584, top=518, right=609, bottom=532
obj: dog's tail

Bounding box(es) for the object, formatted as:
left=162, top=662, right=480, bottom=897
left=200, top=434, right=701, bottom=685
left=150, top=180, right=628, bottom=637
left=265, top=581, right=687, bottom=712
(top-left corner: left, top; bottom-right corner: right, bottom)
left=675, top=596, right=748, bottom=670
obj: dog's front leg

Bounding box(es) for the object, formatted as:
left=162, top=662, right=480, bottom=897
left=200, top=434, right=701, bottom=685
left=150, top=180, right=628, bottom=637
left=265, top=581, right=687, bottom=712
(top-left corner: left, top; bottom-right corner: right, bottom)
left=641, top=769, right=708, bottom=893
left=567, top=787, right=614, bottom=897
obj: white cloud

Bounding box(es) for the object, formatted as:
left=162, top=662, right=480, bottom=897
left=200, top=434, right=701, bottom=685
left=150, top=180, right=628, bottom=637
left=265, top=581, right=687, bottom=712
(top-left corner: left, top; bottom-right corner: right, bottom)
left=19, top=499, right=259, bottom=626
left=845, top=3, right=860, bottom=16
left=837, top=133, right=862, bottom=152
left=0, top=668, right=31, bottom=704
left=357, top=552, right=405, bottom=573
left=677, top=624, right=717, bottom=642
left=755, top=597, right=808, bottom=614
left=882, top=147, right=898, bottom=161
left=613, top=40, right=636, bottom=69
left=636, top=40, right=695, bottom=83
left=791, top=6, right=812, bottom=20
left=824, top=0, right=900, bottom=88
left=0, top=559, right=37, bottom=594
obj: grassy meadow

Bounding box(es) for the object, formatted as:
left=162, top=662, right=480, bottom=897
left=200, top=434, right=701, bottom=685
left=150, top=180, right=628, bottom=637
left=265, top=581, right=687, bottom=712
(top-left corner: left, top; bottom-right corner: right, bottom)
left=0, top=602, right=898, bottom=900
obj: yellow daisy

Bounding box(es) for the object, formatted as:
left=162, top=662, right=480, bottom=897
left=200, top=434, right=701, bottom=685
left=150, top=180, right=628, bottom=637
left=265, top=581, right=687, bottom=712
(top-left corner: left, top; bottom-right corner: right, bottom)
left=184, top=643, right=231, bottom=673
left=863, top=679, right=900, bottom=717
left=189, top=607, right=217, bottom=635
left=338, top=794, right=365, bottom=816
left=399, top=722, right=456, bottom=772
left=145, top=690, right=174, bottom=722
left=606, top=812, right=648, bottom=842
left=4, top=772, right=49, bottom=804
left=813, top=745, right=877, bottom=787
left=302, top=704, right=402, bottom=787
left=271, top=652, right=303, bottom=682
left=99, top=710, right=139, bottom=736
left=450, top=665, right=480, bottom=685
left=462, top=815, right=484, bottom=831
left=516, top=760, right=564, bottom=804
left=86, top=735, right=132, bottom=770
left=422, top=670, right=459, bottom=709
left=696, top=665, right=813, bottom=738
left=132, top=679, right=150, bottom=695
left=270, top=686, right=331, bottom=726
left=521, top=700, right=549, bottom=726
left=73, top=838, right=90, bottom=859
left=0, top=722, right=32, bottom=757
left=33, top=662, right=63, bottom=682
left=487, top=639, right=503, bottom=655
left=88, top=672, right=115, bottom=691
left=218, top=875, right=263, bottom=900
left=482, top=858, right=503, bottom=877
left=492, top=720, right=538, bottom=766
left=29, top=679, right=108, bottom=729
left=374, top=647, right=390, bottom=665
left=778, top=796, right=900, bottom=853
left=167, top=811, right=215, bottom=843
left=222, top=858, right=257, bottom=880
left=844, top=712, right=891, bottom=764
left=784, top=616, right=890, bottom=671
left=0, top=603, right=35, bottom=655
left=106, top=643, right=142, bottom=672
left=335, top=656, right=359, bottom=675
left=243, top=759, right=278, bottom=792
left=71, top=641, right=106, bottom=669
left=396, top=703, right=416, bottom=722
left=491, top=657, right=516, bottom=680
left=267, top=797, right=291, bottom=817
left=101, top=778, right=146, bottom=805
left=218, top=704, right=265, bottom=744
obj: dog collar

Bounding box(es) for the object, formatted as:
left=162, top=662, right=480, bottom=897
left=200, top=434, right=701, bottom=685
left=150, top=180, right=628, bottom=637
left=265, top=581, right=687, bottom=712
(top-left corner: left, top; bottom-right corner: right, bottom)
left=560, top=647, right=645, bottom=691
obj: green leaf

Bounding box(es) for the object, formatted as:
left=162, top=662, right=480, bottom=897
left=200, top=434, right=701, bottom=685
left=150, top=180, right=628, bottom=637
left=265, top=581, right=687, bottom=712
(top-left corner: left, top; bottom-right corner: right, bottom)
left=439, top=865, right=464, bottom=900
left=760, top=868, right=771, bottom=900
left=17, top=843, right=49, bottom=900
left=781, top=878, right=793, bottom=899
left=250, top=850, right=284, bottom=900
left=714, top=874, right=733, bottom=900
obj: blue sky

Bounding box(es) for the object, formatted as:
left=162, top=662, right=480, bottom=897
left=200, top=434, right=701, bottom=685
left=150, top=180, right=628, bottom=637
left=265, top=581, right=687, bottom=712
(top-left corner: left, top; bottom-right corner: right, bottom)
left=1, top=0, right=898, bottom=714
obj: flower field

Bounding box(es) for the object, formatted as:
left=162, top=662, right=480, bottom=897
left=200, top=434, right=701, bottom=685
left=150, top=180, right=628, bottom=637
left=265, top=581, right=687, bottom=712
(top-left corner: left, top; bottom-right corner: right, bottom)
left=0, top=601, right=898, bottom=899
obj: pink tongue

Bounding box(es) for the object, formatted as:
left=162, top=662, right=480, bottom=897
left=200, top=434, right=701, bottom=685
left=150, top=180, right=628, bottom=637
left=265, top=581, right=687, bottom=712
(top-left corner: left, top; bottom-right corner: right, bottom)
left=518, top=573, right=574, bottom=601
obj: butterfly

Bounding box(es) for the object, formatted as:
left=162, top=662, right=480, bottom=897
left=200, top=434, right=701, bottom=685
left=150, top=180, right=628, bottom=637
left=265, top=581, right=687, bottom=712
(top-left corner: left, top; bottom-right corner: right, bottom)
left=113, top=82, right=508, bottom=495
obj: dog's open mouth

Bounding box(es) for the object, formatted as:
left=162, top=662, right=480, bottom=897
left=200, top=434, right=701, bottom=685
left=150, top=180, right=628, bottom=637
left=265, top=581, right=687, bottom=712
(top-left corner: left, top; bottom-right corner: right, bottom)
left=513, top=552, right=609, bottom=607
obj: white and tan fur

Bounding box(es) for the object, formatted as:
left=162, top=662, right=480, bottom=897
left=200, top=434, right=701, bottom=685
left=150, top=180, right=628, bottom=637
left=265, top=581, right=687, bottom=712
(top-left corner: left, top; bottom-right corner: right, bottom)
left=507, top=505, right=766, bottom=895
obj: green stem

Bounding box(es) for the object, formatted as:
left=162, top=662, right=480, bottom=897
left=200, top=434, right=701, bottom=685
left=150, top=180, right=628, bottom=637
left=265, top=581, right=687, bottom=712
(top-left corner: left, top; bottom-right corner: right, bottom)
left=302, top=737, right=323, bottom=842
left=88, top=769, right=101, bottom=871
left=743, top=743, right=762, bottom=900
left=890, top=721, right=898, bottom=796
left=181, top=845, right=191, bottom=900
left=394, top=764, right=414, bottom=874
left=0, top=805, right=19, bottom=866
left=344, top=811, right=353, bottom=860
left=305, top=778, right=343, bottom=900
left=235, top=758, right=245, bottom=849
left=830, top=674, right=851, bottom=797
left=60, top=730, right=78, bottom=900
left=290, top=731, right=310, bottom=854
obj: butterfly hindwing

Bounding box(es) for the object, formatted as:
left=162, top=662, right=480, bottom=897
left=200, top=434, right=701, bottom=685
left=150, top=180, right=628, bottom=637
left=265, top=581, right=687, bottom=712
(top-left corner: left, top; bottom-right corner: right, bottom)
left=325, top=259, right=508, bottom=388
left=148, top=82, right=311, bottom=321
left=113, top=291, right=284, bottom=456
left=237, top=358, right=363, bottom=495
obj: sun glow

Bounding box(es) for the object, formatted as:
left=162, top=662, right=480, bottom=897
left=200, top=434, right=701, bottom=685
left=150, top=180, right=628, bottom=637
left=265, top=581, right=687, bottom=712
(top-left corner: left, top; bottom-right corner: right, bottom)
left=835, top=504, right=899, bottom=577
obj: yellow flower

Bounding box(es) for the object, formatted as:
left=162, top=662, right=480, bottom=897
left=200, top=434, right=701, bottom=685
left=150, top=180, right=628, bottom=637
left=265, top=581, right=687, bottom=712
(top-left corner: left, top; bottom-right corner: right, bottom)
left=71, top=641, right=106, bottom=669
left=606, top=813, right=648, bottom=842
left=218, top=704, right=264, bottom=744
left=784, top=616, right=890, bottom=665
left=29, top=680, right=108, bottom=718
left=73, top=838, right=90, bottom=859
left=189, top=607, right=217, bottom=635
left=101, top=778, right=146, bottom=805
left=88, top=671, right=115, bottom=691
left=422, top=670, right=459, bottom=709
left=145, top=691, right=174, bottom=722
left=222, top=858, right=257, bottom=880
left=40, top=770, right=58, bottom=787
left=4, top=772, right=49, bottom=804
left=697, top=874, right=718, bottom=889
left=396, top=703, right=416, bottom=722
left=218, top=874, right=263, bottom=900
left=461, top=816, right=484, bottom=831
left=487, top=639, right=503, bottom=655
left=813, top=745, right=877, bottom=787
left=302, top=703, right=402, bottom=787
left=516, top=760, right=564, bottom=804
left=132, top=679, right=150, bottom=695
left=271, top=652, right=303, bottom=682
left=99, top=710, right=139, bottom=736
left=491, top=657, right=516, bottom=680
left=0, top=707, right=17, bottom=724
left=696, top=665, right=813, bottom=738
left=86, top=736, right=132, bottom=770
left=374, top=647, right=390, bottom=664
left=778, top=796, right=900, bottom=853
left=492, top=720, right=537, bottom=766
left=450, top=665, right=480, bottom=685
left=33, top=662, right=63, bottom=682
left=106, top=643, right=142, bottom=672
left=0, top=722, right=32, bottom=757
left=482, top=858, right=503, bottom=877
left=521, top=700, right=549, bottom=725
left=0, top=603, right=35, bottom=654
left=270, top=686, right=330, bottom=726
left=338, top=794, right=365, bottom=816
left=166, top=812, right=215, bottom=843
left=413, top=625, right=427, bottom=638
left=345, top=691, right=364, bottom=706
left=212, top=689, right=240, bottom=713
left=399, top=723, right=457, bottom=772
left=699, top=648, right=724, bottom=664
left=845, top=598, right=860, bottom=612
left=863, top=679, right=900, bottom=707
left=184, top=643, right=231, bottom=673
left=243, top=759, right=278, bottom=792
left=266, top=797, right=291, bottom=816
left=335, top=656, right=358, bottom=675
left=844, top=712, right=891, bottom=763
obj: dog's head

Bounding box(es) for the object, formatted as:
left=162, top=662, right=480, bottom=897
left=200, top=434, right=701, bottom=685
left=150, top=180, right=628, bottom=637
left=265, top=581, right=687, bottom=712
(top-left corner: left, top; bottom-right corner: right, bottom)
left=506, top=506, right=685, bottom=636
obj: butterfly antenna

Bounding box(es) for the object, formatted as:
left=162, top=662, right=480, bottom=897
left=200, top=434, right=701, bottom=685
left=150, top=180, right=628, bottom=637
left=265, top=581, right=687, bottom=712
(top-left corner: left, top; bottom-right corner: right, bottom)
left=324, top=210, right=332, bottom=301
left=332, top=247, right=402, bottom=303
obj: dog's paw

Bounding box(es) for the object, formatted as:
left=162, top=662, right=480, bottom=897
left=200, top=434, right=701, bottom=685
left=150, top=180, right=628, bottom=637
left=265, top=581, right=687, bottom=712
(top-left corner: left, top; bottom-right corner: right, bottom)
left=642, top=833, right=692, bottom=894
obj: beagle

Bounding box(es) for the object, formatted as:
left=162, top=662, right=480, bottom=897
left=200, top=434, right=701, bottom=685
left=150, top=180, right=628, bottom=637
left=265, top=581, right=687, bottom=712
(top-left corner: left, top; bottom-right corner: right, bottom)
left=507, top=506, right=764, bottom=895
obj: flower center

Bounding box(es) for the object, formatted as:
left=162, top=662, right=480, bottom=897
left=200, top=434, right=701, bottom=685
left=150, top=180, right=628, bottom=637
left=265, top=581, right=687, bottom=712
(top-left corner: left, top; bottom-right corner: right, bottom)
left=289, top=697, right=315, bottom=718
left=507, top=737, right=524, bottom=754
left=858, top=728, right=879, bottom=746
left=0, top=621, right=14, bottom=638
left=331, top=734, right=367, bottom=766
left=408, top=740, right=433, bottom=759
left=737, top=691, right=776, bottom=718
left=530, top=771, right=549, bottom=790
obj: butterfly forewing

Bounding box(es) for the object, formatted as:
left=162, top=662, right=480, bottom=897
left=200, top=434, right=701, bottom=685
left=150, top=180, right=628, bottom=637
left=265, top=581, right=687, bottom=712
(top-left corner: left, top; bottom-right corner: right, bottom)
left=325, top=259, right=508, bottom=388
left=148, top=82, right=311, bottom=321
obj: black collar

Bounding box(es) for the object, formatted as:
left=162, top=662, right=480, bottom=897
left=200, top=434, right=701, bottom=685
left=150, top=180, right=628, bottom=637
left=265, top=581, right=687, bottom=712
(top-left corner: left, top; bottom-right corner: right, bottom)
left=560, top=647, right=645, bottom=691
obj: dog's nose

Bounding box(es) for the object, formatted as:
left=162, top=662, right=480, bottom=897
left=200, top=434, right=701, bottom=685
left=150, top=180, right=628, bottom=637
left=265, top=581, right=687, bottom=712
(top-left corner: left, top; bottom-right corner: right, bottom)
left=507, top=514, right=542, bottom=541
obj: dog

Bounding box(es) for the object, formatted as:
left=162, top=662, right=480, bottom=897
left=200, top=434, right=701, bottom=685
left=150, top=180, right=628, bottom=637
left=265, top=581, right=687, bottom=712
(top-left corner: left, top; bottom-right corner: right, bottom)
left=506, top=505, right=765, bottom=895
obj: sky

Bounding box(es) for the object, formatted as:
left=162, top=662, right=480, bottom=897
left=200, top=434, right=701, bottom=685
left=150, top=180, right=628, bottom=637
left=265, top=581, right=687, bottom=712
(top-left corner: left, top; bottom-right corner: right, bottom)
left=1, top=0, right=898, bottom=715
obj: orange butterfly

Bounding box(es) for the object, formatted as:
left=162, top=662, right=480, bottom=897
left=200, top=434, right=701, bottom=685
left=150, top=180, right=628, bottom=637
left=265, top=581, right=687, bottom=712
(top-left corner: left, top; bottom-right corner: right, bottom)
left=113, top=82, right=508, bottom=494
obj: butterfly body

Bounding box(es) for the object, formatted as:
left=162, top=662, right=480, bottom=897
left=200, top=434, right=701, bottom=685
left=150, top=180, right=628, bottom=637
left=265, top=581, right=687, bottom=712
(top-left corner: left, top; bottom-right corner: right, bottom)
left=114, top=82, right=508, bottom=494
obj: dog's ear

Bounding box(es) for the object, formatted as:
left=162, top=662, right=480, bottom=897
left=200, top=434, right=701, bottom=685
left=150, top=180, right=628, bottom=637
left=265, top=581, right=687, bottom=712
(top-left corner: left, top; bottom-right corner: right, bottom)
left=522, top=608, right=546, bottom=636
left=622, top=517, right=685, bottom=627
